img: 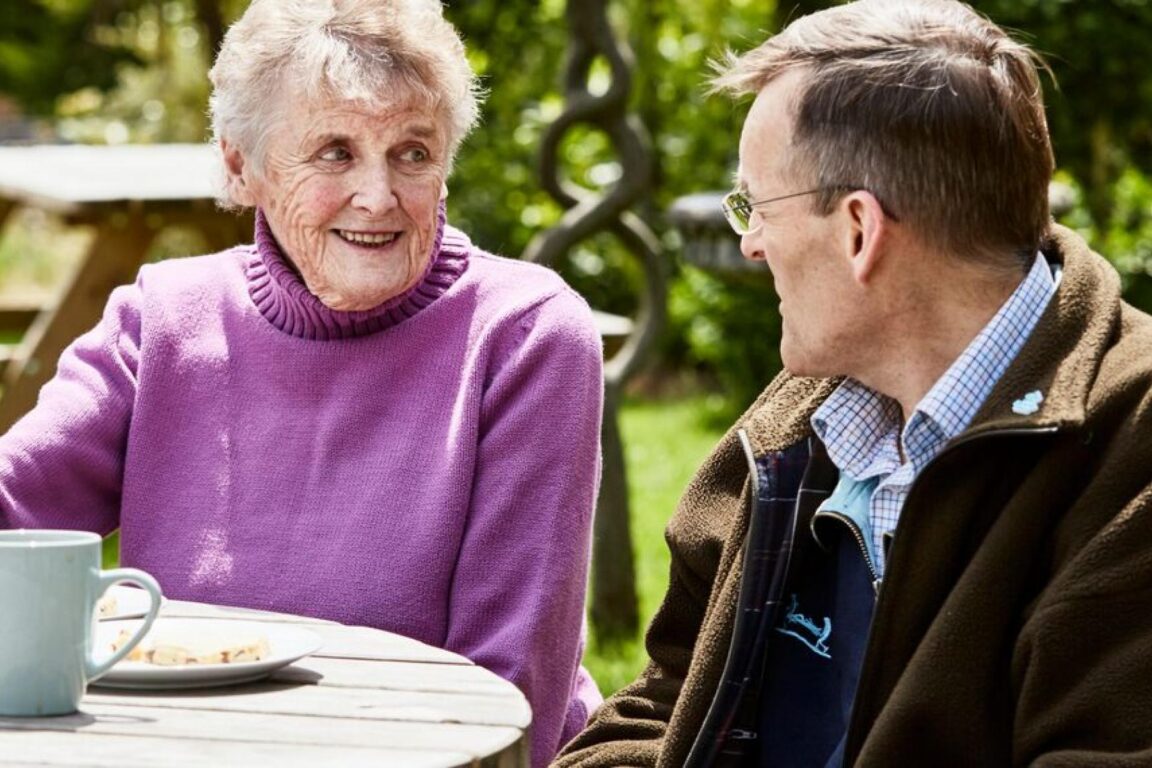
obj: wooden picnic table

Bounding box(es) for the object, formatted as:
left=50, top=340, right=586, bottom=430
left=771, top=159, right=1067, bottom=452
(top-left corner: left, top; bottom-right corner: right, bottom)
left=0, top=143, right=252, bottom=433
left=0, top=598, right=532, bottom=767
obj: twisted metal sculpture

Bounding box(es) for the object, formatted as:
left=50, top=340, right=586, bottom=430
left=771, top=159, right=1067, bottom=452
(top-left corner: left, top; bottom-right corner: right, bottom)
left=524, top=0, right=665, bottom=642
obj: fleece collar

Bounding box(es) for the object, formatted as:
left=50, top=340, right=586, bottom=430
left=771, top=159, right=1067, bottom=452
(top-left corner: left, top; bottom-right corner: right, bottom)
left=740, top=225, right=1118, bottom=456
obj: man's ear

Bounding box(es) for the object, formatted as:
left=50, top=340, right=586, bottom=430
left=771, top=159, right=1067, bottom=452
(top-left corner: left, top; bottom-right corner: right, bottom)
left=221, top=139, right=256, bottom=207
left=841, top=191, right=889, bottom=285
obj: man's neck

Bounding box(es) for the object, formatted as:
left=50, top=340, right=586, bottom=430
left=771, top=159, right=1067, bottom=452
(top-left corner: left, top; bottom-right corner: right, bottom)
left=854, top=261, right=1027, bottom=421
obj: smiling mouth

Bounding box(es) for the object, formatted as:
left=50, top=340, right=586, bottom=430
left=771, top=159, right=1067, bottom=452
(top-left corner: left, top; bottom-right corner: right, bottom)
left=336, top=229, right=400, bottom=247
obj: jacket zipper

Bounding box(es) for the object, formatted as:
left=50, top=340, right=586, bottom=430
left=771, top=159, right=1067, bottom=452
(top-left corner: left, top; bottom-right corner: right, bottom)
left=843, top=423, right=1060, bottom=762
left=811, top=509, right=882, bottom=594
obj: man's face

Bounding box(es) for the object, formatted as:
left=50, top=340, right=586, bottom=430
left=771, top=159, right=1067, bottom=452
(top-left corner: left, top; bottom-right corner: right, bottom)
left=736, top=70, right=866, bottom=378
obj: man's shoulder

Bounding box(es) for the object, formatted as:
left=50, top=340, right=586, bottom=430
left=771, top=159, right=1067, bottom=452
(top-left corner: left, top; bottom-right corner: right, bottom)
left=1087, top=301, right=1152, bottom=419
left=740, top=372, right=842, bottom=454
left=666, top=373, right=839, bottom=548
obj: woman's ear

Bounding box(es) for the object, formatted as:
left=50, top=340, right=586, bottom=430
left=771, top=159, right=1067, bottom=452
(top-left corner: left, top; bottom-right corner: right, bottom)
left=221, top=139, right=256, bottom=207
left=841, top=191, right=889, bottom=286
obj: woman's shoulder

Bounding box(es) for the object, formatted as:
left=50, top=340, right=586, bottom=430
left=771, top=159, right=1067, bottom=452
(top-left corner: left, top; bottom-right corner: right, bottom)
left=446, top=225, right=590, bottom=313
left=135, top=244, right=255, bottom=296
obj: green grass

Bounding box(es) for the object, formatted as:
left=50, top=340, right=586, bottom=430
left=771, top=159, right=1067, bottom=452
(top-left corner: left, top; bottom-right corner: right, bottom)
left=582, top=396, right=725, bottom=695
left=102, top=531, right=120, bottom=569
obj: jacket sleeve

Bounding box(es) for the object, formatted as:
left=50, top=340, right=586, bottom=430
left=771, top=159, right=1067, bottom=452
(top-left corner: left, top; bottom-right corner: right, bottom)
left=0, top=279, right=142, bottom=533
left=552, top=531, right=718, bottom=767
left=552, top=371, right=812, bottom=767
left=553, top=423, right=751, bottom=767
left=1013, top=490, right=1152, bottom=766
left=441, top=286, right=604, bottom=768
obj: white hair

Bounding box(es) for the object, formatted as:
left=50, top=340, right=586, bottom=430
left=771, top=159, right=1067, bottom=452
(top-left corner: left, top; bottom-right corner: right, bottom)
left=208, top=0, right=482, bottom=207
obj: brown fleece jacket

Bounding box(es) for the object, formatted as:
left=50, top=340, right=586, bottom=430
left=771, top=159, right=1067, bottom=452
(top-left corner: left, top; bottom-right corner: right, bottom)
left=556, top=225, right=1152, bottom=767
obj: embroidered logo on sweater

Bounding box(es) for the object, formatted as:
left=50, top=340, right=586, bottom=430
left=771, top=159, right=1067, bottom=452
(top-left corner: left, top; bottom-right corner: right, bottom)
left=776, top=594, right=832, bottom=659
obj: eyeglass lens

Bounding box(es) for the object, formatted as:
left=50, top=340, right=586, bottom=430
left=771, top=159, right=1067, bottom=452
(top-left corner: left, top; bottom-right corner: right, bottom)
left=722, top=192, right=753, bottom=234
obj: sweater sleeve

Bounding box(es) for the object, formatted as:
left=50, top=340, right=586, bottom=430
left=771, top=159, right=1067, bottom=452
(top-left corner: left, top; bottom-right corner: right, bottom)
left=0, top=278, right=142, bottom=533
left=443, top=285, right=604, bottom=768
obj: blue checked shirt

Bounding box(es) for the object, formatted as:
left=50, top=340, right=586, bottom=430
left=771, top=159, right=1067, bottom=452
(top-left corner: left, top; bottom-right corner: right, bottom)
left=810, top=254, right=1057, bottom=576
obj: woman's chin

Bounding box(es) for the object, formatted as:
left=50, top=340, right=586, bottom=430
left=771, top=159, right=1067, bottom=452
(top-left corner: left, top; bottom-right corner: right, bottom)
left=312, top=280, right=410, bottom=312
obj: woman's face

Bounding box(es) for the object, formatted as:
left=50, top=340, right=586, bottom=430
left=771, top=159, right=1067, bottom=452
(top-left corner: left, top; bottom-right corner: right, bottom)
left=227, top=92, right=448, bottom=311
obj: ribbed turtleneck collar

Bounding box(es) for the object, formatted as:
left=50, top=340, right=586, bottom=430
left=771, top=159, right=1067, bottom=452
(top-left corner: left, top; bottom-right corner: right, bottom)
left=245, top=204, right=469, bottom=340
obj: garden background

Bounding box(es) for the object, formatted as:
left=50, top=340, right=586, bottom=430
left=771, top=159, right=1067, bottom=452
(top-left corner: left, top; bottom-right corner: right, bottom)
left=2, top=0, right=1152, bottom=695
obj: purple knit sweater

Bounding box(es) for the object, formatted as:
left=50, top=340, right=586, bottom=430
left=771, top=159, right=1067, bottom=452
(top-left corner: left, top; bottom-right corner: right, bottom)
left=0, top=209, right=605, bottom=765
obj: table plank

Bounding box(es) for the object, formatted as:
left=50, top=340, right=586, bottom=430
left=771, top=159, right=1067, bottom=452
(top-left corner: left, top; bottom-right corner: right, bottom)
left=160, top=599, right=340, bottom=625
left=310, top=624, right=474, bottom=665
left=1, top=600, right=533, bottom=765
left=0, top=731, right=480, bottom=768
left=0, top=144, right=220, bottom=212
left=87, top=677, right=531, bottom=729
left=273, top=655, right=512, bottom=694
left=1, top=703, right=524, bottom=760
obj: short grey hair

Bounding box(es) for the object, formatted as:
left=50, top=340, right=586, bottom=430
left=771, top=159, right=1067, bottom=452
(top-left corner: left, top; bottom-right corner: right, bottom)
left=209, top=0, right=481, bottom=206
left=713, top=0, right=1054, bottom=267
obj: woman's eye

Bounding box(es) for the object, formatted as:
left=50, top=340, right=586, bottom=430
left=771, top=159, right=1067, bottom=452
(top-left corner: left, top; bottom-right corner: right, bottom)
left=318, top=146, right=351, bottom=162
left=400, top=147, right=429, bottom=163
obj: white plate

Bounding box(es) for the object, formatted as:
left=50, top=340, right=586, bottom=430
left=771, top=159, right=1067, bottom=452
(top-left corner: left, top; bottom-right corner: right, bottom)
left=97, top=585, right=165, bottom=621
left=91, top=618, right=323, bottom=690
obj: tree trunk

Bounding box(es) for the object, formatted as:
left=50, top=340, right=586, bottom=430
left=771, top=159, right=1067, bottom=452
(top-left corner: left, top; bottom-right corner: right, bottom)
left=590, top=380, right=640, bottom=644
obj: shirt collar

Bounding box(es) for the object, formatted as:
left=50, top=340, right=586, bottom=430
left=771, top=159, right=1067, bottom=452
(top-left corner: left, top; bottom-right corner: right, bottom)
left=812, top=252, right=1056, bottom=478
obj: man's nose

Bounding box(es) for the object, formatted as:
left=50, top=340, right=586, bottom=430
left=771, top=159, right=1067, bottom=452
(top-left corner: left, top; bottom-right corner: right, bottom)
left=740, top=231, right=765, bottom=262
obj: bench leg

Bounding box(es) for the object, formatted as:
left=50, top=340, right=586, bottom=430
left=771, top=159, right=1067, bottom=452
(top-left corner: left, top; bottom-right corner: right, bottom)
left=0, top=213, right=156, bottom=433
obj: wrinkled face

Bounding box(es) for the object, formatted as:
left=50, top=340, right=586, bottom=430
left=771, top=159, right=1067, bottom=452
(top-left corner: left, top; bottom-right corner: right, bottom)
left=230, top=91, right=448, bottom=311
left=737, top=70, right=861, bottom=378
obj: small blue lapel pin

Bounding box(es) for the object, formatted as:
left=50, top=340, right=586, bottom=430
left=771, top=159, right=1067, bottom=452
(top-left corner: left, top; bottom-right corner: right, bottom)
left=1012, top=390, right=1044, bottom=416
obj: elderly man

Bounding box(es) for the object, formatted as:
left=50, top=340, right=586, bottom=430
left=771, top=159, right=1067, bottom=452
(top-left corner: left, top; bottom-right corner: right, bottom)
left=557, top=1, right=1152, bottom=766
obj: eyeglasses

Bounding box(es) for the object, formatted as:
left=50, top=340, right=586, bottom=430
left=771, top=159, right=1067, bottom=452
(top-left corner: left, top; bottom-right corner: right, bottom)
left=720, top=188, right=825, bottom=236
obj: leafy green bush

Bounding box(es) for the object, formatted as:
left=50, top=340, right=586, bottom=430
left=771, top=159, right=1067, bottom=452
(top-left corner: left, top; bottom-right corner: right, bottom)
left=668, top=266, right=782, bottom=423
left=1055, top=169, right=1152, bottom=311
left=6, top=0, right=1152, bottom=422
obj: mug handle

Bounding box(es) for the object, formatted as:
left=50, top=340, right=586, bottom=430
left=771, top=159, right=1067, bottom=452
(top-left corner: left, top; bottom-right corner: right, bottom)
left=86, top=569, right=163, bottom=681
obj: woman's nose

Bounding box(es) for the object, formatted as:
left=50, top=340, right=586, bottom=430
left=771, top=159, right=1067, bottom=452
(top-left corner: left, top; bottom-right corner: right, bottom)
left=351, top=164, right=398, bottom=216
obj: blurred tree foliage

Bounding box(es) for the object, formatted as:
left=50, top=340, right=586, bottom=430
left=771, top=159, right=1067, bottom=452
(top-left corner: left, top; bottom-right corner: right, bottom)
left=968, top=0, right=1152, bottom=318
left=0, top=1, right=142, bottom=116
left=2, top=0, right=1152, bottom=417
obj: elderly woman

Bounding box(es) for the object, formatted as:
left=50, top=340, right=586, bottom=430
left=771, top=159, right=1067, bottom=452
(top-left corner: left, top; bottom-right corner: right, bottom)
left=0, top=0, right=603, bottom=763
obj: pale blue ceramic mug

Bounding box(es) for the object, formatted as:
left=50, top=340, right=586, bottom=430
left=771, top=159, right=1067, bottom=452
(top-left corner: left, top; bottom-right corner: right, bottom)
left=0, top=529, right=162, bottom=716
